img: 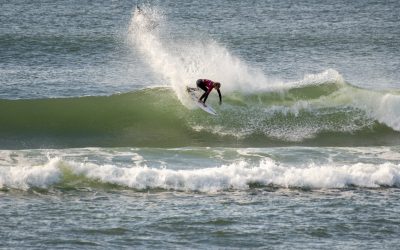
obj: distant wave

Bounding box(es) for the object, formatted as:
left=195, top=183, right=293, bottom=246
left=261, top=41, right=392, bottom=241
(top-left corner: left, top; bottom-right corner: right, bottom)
left=1, top=157, right=399, bottom=192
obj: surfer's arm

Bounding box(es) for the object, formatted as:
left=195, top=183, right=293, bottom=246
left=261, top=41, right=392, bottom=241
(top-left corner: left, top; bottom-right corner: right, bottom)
left=217, top=89, right=222, bottom=105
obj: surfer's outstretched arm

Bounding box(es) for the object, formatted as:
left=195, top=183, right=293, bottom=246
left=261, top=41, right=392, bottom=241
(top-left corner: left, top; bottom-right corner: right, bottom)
left=217, top=89, right=222, bottom=105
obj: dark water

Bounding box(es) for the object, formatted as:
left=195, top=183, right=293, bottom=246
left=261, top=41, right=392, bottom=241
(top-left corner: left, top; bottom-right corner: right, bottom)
left=1, top=0, right=400, bottom=249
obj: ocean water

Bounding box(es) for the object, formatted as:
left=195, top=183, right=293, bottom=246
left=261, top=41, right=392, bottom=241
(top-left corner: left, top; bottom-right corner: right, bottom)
left=1, top=0, right=400, bottom=249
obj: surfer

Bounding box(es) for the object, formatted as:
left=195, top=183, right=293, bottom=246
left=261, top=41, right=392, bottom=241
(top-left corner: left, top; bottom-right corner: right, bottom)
left=194, top=79, right=222, bottom=107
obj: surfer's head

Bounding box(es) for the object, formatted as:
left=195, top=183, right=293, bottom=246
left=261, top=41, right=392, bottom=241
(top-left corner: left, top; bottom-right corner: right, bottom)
left=214, top=82, right=221, bottom=89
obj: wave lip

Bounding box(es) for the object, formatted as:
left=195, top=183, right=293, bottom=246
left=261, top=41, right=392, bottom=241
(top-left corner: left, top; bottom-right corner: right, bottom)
left=1, top=158, right=399, bottom=192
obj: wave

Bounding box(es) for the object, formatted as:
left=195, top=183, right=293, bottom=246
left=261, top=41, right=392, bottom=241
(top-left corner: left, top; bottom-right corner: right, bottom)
left=1, top=157, right=399, bottom=192
left=1, top=80, right=400, bottom=149
left=1, top=5, right=400, bottom=149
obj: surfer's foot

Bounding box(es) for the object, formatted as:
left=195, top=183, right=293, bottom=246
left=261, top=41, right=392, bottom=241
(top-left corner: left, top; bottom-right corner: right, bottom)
left=198, top=100, right=207, bottom=107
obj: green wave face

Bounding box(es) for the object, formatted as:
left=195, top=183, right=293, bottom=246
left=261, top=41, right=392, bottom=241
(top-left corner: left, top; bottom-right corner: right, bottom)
left=1, top=84, right=400, bottom=149
left=0, top=88, right=196, bottom=148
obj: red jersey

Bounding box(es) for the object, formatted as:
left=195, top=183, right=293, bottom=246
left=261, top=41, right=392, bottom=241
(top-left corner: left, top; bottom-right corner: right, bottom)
left=203, top=79, right=214, bottom=93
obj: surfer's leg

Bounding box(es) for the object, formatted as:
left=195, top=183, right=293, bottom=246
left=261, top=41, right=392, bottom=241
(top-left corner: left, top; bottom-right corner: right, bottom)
left=199, top=92, right=207, bottom=101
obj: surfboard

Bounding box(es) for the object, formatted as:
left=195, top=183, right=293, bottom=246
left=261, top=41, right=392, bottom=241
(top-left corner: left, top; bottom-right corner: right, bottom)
left=186, top=87, right=217, bottom=115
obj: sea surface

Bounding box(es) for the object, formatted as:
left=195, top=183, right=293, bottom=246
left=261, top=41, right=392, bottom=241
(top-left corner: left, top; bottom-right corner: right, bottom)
left=1, top=0, right=400, bottom=249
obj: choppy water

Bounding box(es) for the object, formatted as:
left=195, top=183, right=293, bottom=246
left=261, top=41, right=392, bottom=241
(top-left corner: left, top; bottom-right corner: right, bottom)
left=1, top=0, right=400, bottom=249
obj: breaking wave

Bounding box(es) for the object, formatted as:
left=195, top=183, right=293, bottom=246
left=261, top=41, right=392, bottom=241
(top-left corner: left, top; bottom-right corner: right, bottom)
left=1, top=77, right=400, bottom=149
left=1, top=157, right=399, bottom=192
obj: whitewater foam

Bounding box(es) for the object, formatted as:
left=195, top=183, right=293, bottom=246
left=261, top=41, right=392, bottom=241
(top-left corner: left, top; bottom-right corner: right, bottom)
left=1, top=157, right=399, bottom=191
left=0, top=158, right=61, bottom=190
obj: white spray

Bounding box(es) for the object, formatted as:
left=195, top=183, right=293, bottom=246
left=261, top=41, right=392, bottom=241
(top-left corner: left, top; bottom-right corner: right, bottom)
left=127, top=5, right=270, bottom=105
